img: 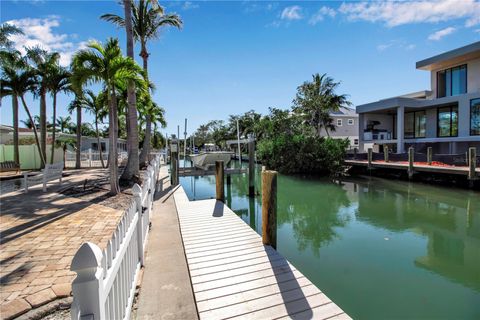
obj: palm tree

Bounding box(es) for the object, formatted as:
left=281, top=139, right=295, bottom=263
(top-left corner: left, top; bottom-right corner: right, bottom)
left=26, top=47, right=60, bottom=166
left=0, top=23, right=23, bottom=49
left=71, top=38, right=143, bottom=194
left=47, top=64, right=71, bottom=163
left=82, top=90, right=108, bottom=168
left=0, top=50, right=44, bottom=166
left=56, top=116, right=73, bottom=133
left=139, top=100, right=166, bottom=159
left=101, top=0, right=182, bottom=166
left=54, top=136, right=76, bottom=169
left=292, top=73, right=351, bottom=137
left=21, top=118, right=36, bottom=129
left=67, top=94, right=83, bottom=169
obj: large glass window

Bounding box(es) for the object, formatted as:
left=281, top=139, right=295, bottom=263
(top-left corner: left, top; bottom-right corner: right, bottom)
left=437, top=65, right=467, bottom=98
left=437, top=105, right=458, bottom=137
left=404, top=111, right=426, bottom=139
left=471, top=98, right=480, bottom=136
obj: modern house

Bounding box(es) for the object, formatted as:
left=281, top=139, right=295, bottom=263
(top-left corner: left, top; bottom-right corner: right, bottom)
left=319, top=107, right=359, bottom=147
left=357, top=41, right=480, bottom=154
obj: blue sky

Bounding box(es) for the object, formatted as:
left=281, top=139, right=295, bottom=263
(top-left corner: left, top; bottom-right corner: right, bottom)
left=1, top=0, right=479, bottom=136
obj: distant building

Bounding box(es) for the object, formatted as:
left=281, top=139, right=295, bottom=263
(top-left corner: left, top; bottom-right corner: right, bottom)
left=356, top=41, right=480, bottom=154
left=319, top=107, right=359, bottom=147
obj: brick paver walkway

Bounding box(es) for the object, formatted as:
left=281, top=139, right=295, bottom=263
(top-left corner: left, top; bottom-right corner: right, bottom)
left=0, top=170, right=124, bottom=319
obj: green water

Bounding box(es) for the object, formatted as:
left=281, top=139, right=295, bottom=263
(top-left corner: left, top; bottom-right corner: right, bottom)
left=179, top=161, right=480, bottom=319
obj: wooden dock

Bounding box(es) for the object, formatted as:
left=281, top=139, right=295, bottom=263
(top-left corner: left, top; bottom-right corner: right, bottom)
left=173, top=187, right=351, bottom=320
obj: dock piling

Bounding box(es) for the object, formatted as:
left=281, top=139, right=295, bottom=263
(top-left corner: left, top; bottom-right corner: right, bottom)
left=248, top=138, right=255, bottom=197
left=468, top=147, right=477, bottom=181
left=367, top=148, right=373, bottom=168
left=215, top=160, right=225, bottom=202
left=170, top=138, right=179, bottom=186
left=262, top=170, right=277, bottom=249
left=427, top=147, right=433, bottom=165
left=353, top=148, right=358, bottom=160
left=384, top=146, right=389, bottom=162
left=408, top=147, right=414, bottom=178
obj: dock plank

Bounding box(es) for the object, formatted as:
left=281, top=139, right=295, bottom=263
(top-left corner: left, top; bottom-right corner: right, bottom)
left=174, top=187, right=351, bottom=320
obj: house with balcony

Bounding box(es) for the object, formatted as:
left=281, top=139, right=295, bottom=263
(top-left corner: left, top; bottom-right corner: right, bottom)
left=357, top=41, right=480, bottom=154
left=319, top=107, right=359, bottom=147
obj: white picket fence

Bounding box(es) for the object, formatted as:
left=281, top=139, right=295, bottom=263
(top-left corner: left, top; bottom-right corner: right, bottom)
left=65, top=149, right=128, bottom=168
left=70, top=155, right=161, bottom=320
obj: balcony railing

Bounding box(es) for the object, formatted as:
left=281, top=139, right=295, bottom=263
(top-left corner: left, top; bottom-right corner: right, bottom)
left=363, top=130, right=393, bottom=141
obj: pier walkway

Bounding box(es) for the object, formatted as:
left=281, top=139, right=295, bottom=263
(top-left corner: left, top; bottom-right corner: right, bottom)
left=174, top=187, right=351, bottom=320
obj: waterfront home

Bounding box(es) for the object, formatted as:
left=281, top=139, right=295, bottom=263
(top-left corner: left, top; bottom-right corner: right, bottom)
left=320, top=107, right=359, bottom=147
left=357, top=41, right=480, bottom=154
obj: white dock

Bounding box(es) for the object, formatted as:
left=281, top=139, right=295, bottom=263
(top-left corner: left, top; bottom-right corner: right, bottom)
left=174, top=187, right=351, bottom=320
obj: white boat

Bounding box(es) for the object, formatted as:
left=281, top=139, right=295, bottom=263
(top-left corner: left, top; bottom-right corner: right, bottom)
left=189, top=152, right=233, bottom=170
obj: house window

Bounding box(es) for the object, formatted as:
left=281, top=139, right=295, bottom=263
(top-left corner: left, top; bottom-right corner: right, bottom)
left=437, top=105, right=458, bottom=137
left=437, top=65, right=467, bottom=98
left=404, top=111, right=426, bottom=139
left=348, top=119, right=354, bottom=125
left=471, top=98, right=480, bottom=136
left=353, top=139, right=359, bottom=145
left=337, top=119, right=342, bottom=126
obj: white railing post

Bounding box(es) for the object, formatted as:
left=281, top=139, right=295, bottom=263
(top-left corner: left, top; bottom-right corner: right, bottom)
left=88, top=148, right=92, bottom=167
left=132, top=184, right=145, bottom=266
left=71, top=242, right=106, bottom=320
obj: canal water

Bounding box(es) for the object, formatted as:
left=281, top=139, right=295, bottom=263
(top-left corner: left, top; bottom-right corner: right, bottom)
left=179, top=161, right=480, bottom=319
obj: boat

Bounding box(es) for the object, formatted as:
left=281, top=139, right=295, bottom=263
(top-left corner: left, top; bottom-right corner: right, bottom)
left=189, top=151, right=233, bottom=170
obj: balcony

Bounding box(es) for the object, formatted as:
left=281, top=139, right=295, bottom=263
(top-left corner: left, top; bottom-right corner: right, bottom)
left=363, top=130, right=393, bottom=141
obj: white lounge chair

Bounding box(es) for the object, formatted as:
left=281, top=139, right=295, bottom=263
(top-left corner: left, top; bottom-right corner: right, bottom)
left=24, top=162, right=64, bottom=192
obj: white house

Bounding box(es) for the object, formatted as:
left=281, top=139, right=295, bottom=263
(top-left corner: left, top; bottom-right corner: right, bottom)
left=357, top=41, right=480, bottom=154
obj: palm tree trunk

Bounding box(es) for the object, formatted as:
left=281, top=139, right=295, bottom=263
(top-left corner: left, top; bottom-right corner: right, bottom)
left=95, top=117, right=105, bottom=168
left=12, top=95, right=20, bottom=165
left=139, top=114, right=152, bottom=166
left=40, top=89, right=47, bottom=168
left=21, top=95, right=45, bottom=167
left=50, top=93, right=57, bottom=164
left=76, top=104, right=81, bottom=169
left=109, top=86, right=120, bottom=194
left=121, top=0, right=140, bottom=181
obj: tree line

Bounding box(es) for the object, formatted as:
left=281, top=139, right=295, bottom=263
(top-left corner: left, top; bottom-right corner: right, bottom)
left=0, top=0, right=182, bottom=194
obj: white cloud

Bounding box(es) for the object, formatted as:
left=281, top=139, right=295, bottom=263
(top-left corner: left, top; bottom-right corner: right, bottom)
left=428, top=27, right=456, bottom=40
left=182, top=1, right=199, bottom=10
left=280, top=6, right=302, bottom=21
left=376, top=40, right=416, bottom=52
left=339, top=0, right=480, bottom=27
left=6, top=16, right=86, bottom=66
left=309, top=6, right=336, bottom=25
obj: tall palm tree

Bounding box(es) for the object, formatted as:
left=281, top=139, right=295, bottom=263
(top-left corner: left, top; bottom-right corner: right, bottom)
left=67, top=95, right=83, bottom=169
left=0, top=23, right=23, bottom=50
left=71, top=38, right=143, bottom=194
left=82, top=90, right=108, bottom=168
left=47, top=64, right=71, bottom=163
left=0, top=50, right=44, bottom=166
left=56, top=115, right=73, bottom=133
left=292, top=73, right=351, bottom=137
left=27, top=47, right=60, bottom=166
left=101, top=0, right=182, bottom=166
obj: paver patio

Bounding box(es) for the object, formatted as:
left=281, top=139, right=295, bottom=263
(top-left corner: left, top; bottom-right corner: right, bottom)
left=0, top=169, right=124, bottom=319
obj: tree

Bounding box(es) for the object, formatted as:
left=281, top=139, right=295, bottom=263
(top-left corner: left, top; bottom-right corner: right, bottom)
left=56, top=116, right=73, bottom=133
left=54, top=136, right=76, bottom=169
left=81, top=90, right=108, bottom=167
left=0, top=23, right=23, bottom=50
left=0, top=50, right=44, bottom=166
left=67, top=95, right=83, bottom=169
left=27, top=47, right=60, bottom=166
left=47, top=64, right=71, bottom=163
left=292, top=73, right=351, bottom=137
left=71, top=38, right=143, bottom=194
left=101, top=0, right=182, bottom=167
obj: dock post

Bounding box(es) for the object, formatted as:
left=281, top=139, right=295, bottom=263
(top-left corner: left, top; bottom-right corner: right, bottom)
left=367, top=148, right=372, bottom=168
left=215, top=160, right=225, bottom=202
left=353, top=148, right=358, bottom=160
left=468, top=147, right=477, bottom=181
left=427, top=147, right=433, bottom=165
left=262, top=170, right=277, bottom=249
left=384, top=146, right=389, bottom=162
left=170, top=139, right=179, bottom=186
left=226, top=174, right=231, bottom=185
left=408, top=146, right=414, bottom=178
left=248, top=138, right=255, bottom=197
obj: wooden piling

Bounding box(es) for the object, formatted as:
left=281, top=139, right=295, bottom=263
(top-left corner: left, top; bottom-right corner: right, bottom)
left=367, top=148, right=373, bottom=168
left=408, top=146, right=414, bottom=178
left=353, top=148, right=358, bottom=160
left=248, top=139, right=255, bottom=197
left=262, top=170, right=277, bottom=249
left=226, top=174, right=231, bottom=185
left=170, top=139, right=179, bottom=186
left=468, top=147, right=477, bottom=181
left=384, top=145, right=389, bottom=162
left=215, top=160, right=225, bottom=202
left=427, top=147, right=433, bottom=165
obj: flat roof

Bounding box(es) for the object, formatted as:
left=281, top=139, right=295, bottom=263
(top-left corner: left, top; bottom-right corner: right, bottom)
left=416, top=41, right=480, bottom=70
